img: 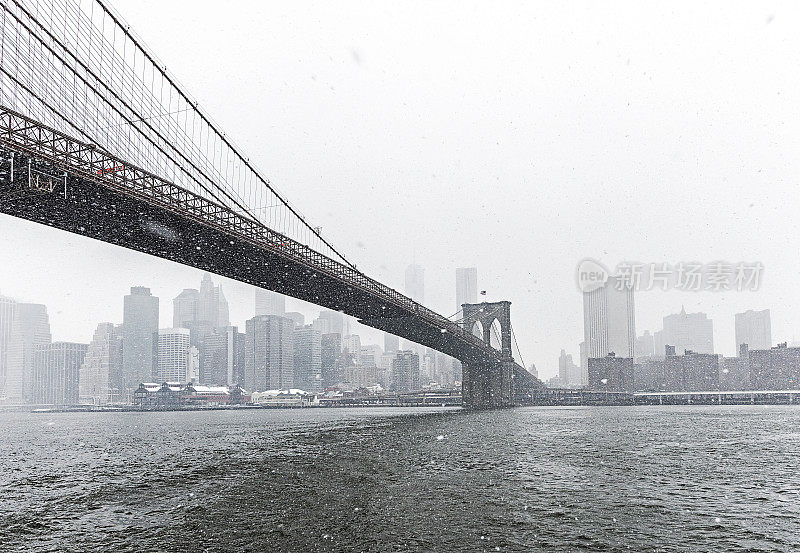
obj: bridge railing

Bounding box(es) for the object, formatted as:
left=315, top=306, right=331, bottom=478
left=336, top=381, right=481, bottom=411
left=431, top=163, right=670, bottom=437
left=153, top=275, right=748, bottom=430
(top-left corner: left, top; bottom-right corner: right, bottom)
left=0, top=106, right=503, bottom=362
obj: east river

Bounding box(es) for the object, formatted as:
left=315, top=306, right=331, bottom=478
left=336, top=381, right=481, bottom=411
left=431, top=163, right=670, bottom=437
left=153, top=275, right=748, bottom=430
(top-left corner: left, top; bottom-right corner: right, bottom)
left=1, top=406, right=799, bottom=552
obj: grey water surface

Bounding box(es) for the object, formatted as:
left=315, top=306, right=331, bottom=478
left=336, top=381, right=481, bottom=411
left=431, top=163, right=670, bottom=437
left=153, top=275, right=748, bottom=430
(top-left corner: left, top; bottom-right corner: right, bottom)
left=1, top=406, right=798, bottom=552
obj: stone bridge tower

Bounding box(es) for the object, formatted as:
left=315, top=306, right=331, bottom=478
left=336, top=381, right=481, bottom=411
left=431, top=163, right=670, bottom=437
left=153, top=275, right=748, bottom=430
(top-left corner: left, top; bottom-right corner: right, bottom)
left=460, top=301, right=515, bottom=408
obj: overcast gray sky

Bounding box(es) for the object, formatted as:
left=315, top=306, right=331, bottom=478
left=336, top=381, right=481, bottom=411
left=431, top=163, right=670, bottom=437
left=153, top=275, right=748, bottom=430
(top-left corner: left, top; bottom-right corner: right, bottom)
left=1, top=0, right=799, bottom=378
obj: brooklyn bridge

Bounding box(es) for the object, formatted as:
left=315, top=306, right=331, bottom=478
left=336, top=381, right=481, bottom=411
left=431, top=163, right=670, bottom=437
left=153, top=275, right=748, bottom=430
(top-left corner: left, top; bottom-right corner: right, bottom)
left=0, top=0, right=539, bottom=407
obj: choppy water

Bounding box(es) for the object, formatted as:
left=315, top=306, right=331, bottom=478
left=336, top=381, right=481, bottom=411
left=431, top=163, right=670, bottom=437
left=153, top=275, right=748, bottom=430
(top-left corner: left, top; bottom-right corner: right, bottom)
left=1, top=406, right=799, bottom=552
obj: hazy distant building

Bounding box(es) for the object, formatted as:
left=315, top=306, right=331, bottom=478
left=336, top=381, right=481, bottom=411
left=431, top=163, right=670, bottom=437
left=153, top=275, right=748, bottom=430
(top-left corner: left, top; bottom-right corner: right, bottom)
left=436, top=352, right=456, bottom=387
left=558, top=349, right=581, bottom=388
left=359, top=344, right=383, bottom=387
left=201, top=326, right=245, bottom=386
left=453, top=267, right=477, bottom=391
left=33, top=342, right=87, bottom=405
left=456, top=267, right=477, bottom=311
left=384, top=333, right=400, bottom=354
left=420, top=349, right=436, bottom=385
left=735, top=309, right=771, bottom=352
left=122, top=287, right=159, bottom=392
left=255, top=288, right=285, bottom=317
left=245, top=315, right=295, bottom=392
left=654, top=307, right=714, bottom=355
left=343, top=335, right=362, bottom=361
left=285, top=312, right=305, bottom=327
left=360, top=344, right=383, bottom=367
left=79, top=323, right=123, bottom=405
left=588, top=353, right=634, bottom=393
left=378, top=352, right=396, bottom=388
left=172, top=288, right=199, bottom=329
left=199, top=273, right=230, bottom=329
left=346, top=347, right=378, bottom=388
left=313, top=310, right=347, bottom=336
left=0, top=294, right=17, bottom=399
left=528, top=362, right=538, bottom=380
left=635, top=330, right=655, bottom=359
left=579, top=341, right=587, bottom=383
left=5, top=303, right=51, bottom=403
left=156, top=328, right=192, bottom=383
left=583, top=276, right=636, bottom=383
left=294, top=325, right=322, bottom=392
left=392, top=350, right=420, bottom=392
left=321, top=333, right=342, bottom=387
left=452, top=355, right=462, bottom=384
left=187, top=346, right=200, bottom=383
left=748, top=343, right=800, bottom=390
left=405, top=264, right=425, bottom=304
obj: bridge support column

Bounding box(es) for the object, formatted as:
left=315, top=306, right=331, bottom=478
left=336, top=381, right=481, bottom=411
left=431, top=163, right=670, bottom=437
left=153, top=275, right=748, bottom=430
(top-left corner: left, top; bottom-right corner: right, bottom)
left=462, top=360, right=514, bottom=409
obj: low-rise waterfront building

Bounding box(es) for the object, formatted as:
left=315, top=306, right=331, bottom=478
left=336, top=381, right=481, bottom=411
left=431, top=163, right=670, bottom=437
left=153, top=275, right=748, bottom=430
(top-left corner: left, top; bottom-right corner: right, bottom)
left=133, top=382, right=248, bottom=408
left=748, top=343, right=800, bottom=390
left=250, top=388, right=313, bottom=407
left=664, top=350, right=720, bottom=392
left=588, top=353, right=634, bottom=393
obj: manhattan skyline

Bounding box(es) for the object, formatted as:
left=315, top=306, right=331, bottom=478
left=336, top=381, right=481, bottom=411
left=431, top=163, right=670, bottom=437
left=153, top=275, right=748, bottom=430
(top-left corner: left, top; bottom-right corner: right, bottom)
left=0, top=241, right=789, bottom=381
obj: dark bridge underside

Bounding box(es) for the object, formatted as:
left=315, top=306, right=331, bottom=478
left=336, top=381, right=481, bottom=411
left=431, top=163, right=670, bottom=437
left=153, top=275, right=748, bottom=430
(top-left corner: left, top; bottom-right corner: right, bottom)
left=0, top=147, right=498, bottom=365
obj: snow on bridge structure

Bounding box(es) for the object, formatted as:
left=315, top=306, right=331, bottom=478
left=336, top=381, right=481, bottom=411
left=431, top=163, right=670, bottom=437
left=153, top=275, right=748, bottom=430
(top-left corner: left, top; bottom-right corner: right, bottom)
left=0, top=0, right=539, bottom=407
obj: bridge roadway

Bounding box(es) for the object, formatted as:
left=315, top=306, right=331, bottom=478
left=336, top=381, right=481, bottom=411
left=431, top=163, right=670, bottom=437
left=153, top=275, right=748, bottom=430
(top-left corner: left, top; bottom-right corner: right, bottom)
left=0, top=107, right=538, bottom=407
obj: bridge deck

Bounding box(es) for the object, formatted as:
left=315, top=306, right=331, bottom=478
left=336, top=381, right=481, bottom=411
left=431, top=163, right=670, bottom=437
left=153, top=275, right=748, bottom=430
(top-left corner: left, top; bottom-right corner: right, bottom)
left=0, top=107, right=505, bottom=365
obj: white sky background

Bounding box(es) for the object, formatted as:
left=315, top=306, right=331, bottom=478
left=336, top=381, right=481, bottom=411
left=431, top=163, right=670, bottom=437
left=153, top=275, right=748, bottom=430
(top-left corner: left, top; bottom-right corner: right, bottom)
left=1, top=0, right=799, bottom=378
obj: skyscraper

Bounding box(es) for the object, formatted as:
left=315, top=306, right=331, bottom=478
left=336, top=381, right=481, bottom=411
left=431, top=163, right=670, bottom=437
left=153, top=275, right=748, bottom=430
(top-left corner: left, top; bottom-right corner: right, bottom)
left=33, top=342, right=87, bottom=405
left=255, top=288, right=286, bottom=317
left=405, top=264, right=425, bottom=304
left=558, top=349, right=581, bottom=387
left=79, top=322, right=123, bottom=405
left=245, top=315, right=295, bottom=392
left=392, top=350, right=420, bottom=392
left=0, top=294, right=17, bottom=399
left=583, top=276, right=636, bottom=383
left=456, top=267, right=478, bottom=311
left=122, top=287, right=159, bottom=392
left=173, top=288, right=199, bottom=329
left=294, top=325, right=322, bottom=392
left=452, top=268, right=474, bottom=389
left=579, top=341, right=587, bottom=383
left=156, top=328, right=192, bottom=383
left=5, top=303, right=51, bottom=403
left=201, top=326, right=245, bottom=386
left=654, top=307, right=714, bottom=355
left=735, top=309, right=771, bottom=352
left=321, top=333, right=342, bottom=387
left=199, top=275, right=215, bottom=326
